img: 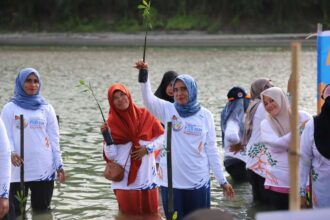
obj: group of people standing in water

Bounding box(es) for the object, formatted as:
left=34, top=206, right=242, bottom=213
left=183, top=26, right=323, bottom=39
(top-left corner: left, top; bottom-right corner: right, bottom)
left=221, top=79, right=330, bottom=210
left=0, top=62, right=330, bottom=220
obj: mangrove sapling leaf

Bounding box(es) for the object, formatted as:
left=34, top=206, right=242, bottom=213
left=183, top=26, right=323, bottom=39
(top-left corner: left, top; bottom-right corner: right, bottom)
left=172, top=211, right=178, bottom=220
left=76, top=80, right=114, bottom=145
left=76, top=80, right=106, bottom=123
left=15, top=190, right=27, bottom=216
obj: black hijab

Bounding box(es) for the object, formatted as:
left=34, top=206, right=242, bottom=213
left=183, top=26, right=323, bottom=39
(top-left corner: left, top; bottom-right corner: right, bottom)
left=314, top=96, right=330, bottom=159
left=154, top=71, right=178, bottom=103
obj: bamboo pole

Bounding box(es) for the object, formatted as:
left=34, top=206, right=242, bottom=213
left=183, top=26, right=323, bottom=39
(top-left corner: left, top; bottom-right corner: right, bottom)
left=289, top=42, right=301, bottom=211
left=166, top=122, right=174, bottom=220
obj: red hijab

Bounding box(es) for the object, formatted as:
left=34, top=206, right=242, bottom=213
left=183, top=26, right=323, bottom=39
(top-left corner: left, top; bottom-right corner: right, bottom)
left=106, top=83, right=164, bottom=185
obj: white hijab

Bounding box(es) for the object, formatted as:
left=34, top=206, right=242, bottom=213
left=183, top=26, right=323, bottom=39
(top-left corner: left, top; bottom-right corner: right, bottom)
left=261, top=87, right=291, bottom=136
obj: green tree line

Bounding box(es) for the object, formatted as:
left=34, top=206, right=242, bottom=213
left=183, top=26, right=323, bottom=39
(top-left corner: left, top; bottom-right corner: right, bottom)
left=0, top=0, right=329, bottom=33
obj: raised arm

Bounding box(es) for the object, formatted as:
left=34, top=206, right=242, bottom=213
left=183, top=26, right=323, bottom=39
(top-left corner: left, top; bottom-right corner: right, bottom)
left=135, top=60, right=170, bottom=123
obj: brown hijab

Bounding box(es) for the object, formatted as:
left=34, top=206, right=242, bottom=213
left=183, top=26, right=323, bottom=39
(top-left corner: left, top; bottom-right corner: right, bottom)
left=241, top=78, right=273, bottom=146
left=261, top=87, right=291, bottom=136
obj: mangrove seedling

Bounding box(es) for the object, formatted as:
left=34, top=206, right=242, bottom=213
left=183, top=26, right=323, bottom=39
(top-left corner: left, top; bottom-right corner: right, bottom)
left=15, top=190, right=27, bottom=219
left=76, top=80, right=106, bottom=123
left=138, top=0, right=152, bottom=62
left=76, top=80, right=114, bottom=145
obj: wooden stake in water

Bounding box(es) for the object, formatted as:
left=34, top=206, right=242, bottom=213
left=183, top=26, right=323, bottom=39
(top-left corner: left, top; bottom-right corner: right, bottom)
left=289, top=42, right=301, bottom=211
left=166, top=122, right=174, bottom=219
left=20, top=114, right=26, bottom=218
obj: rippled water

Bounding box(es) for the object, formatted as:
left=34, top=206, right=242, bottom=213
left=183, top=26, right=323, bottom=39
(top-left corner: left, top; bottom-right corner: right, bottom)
left=0, top=47, right=317, bottom=220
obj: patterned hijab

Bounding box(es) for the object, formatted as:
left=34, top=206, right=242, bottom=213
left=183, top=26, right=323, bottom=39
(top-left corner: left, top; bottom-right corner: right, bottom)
left=261, top=87, right=291, bottom=136
left=11, top=67, right=47, bottom=110
left=241, top=78, right=273, bottom=146
left=174, top=74, right=201, bottom=118
left=154, top=71, right=178, bottom=103
left=106, top=83, right=164, bottom=185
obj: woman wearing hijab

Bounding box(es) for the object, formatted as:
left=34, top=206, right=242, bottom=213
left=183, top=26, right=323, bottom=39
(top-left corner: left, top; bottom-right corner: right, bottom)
left=220, top=86, right=250, bottom=182
left=101, top=83, right=164, bottom=215
left=135, top=60, right=234, bottom=220
left=300, top=84, right=330, bottom=208
left=154, top=71, right=178, bottom=103
left=1, top=68, right=65, bottom=218
left=231, top=78, right=274, bottom=204
left=260, top=87, right=311, bottom=210
left=0, top=117, right=10, bottom=218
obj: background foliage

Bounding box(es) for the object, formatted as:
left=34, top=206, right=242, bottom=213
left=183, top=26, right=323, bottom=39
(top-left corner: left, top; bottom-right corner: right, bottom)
left=0, top=0, right=329, bottom=33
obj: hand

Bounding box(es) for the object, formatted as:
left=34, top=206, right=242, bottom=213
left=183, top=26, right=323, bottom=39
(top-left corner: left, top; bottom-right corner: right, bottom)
left=11, top=152, right=23, bottom=167
left=100, top=122, right=107, bottom=133
left=229, top=143, right=244, bottom=155
left=0, top=198, right=9, bottom=218
left=300, top=120, right=309, bottom=130
left=57, top=169, right=66, bottom=183
left=131, top=145, right=147, bottom=160
left=222, top=183, right=235, bottom=200
left=134, top=60, right=148, bottom=70
left=300, top=196, right=307, bottom=209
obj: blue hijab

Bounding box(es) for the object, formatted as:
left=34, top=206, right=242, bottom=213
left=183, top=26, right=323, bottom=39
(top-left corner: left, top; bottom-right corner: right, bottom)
left=11, top=67, right=47, bottom=110
left=173, top=74, right=201, bottom=118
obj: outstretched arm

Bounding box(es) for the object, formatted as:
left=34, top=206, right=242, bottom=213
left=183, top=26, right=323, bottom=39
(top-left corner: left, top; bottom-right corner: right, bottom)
left=135, top=60, right=169, bottom=123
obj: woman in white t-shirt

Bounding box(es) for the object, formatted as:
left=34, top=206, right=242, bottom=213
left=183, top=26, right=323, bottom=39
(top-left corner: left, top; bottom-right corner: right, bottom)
left=101, top=83, right=164, bottom=215
left=220, top=86, right=250, bottom=182
left=300, top=84, right=330, bottom=208
left=1, top=68, right=65, bottom=219
left=0, top=117, right=10, bottom=218
left=232, top=78, right=273, bottom=204
left=260, top=87, right=311, bottom=210
left=135, top=60, right=234, bottom=220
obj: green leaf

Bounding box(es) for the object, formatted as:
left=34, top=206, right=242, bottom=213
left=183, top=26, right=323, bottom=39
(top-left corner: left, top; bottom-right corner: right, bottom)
left=143, top=0, right=148, bottom=6
left=173, top=211, right=178, bottom=220
left=138, top=5, right=146, bottom=9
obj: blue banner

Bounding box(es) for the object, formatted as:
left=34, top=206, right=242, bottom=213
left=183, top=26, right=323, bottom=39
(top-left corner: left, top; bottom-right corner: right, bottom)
left=317, top=31, right=330, bottom=112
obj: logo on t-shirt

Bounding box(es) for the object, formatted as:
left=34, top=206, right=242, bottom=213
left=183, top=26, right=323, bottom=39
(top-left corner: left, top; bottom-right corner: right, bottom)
left=14, top=115, right=28, bottom=129
left=171, top=115, right=183, bottom=131
left=29, top=117, right=45, bottom=129
left=184, top=123, right=202, bottom=136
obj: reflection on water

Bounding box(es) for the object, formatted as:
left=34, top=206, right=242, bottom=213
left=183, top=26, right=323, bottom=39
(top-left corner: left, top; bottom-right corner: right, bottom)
left=0, top=47, right=317, bottom=220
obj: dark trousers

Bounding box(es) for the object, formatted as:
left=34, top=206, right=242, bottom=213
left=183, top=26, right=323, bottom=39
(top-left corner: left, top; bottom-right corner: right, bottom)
left=247, top=169, right=270, bottom=203
left=225, top=160, right=248, bottom=182
left=160, top=185, right=210, bottom=220
left=266, top=189, right=289, bottom=210
left=3, top=181, right=54, bottom=220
